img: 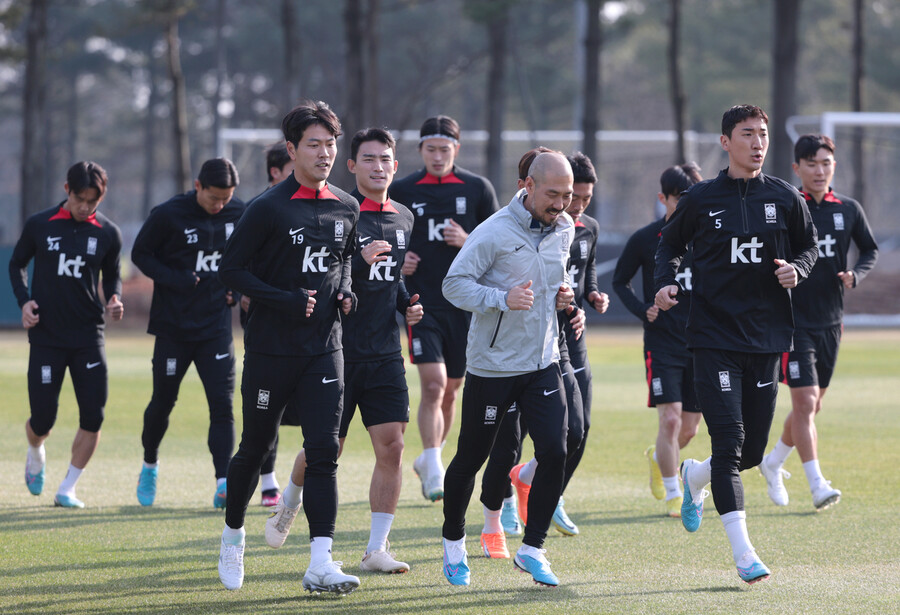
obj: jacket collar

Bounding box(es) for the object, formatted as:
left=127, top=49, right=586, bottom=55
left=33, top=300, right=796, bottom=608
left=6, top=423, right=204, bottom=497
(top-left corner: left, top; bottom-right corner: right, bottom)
left=507, top=188, right=573, bottom=234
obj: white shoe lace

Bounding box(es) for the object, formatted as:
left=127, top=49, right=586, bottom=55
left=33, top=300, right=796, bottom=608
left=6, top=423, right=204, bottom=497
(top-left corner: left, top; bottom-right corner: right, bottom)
left=220, top=544, right=244, bottom=572
left=694, top=488, right=710, bottom=507
left=272, top=503, right=298, bottom=532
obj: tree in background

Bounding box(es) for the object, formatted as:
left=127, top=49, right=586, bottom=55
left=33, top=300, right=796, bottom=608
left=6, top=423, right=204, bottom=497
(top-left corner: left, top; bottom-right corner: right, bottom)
left=851, top=0, right=864, bottom=203
left=771, top=0, right=801, bottom=182
left=164, top=1, right=191, bottom=194
left=281, top=0, right=301, bottom=113
left=21, top=0, right=47, bottom=221
left=582, top=0, right=603, bottom=217
left=666, top=0, right=686, bottom=164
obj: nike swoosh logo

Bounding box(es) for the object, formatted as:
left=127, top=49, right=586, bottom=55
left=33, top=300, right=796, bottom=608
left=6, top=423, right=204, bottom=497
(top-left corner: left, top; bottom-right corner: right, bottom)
left=289, top=227, right=304, bottom=235
left=514, top=244, right=525, bottom=251
left=322, top=377, right=339, bottom=384
left=572, top=367, right=586, bottom=374
left=543, top=388, right=559, bottom=396
left=86, top=362, right=101, bottom=369
left=215, top=353, right=230, bottom=360
left=359, top=236, right=371, bottom=243
left=411, top=202, right=426, bottom=209
left=184, top=228, right=197, bottom=234
left=756, top=381, right=773, bottom=388
left=708, top=210, right=726, bottom=217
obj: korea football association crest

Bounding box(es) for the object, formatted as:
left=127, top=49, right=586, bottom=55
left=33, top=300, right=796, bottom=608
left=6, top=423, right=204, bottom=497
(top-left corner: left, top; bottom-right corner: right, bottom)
left=764, top=203, right=777, bottom=224
left=257, top=389, right=271, bottom=410
left=225, top=222, right=234, bottom=240
left=788, top=361, right=800, bottom=380
left=560, top=232, right=570, bottom=254
left=484, top=405, right=498, bottom=424
left=579, top=240, right=588, bottom=260
left=456, top=197, right=467, bottom=215
left=334, top=220, right=344, bottom=240
left=396, top=229, right=406, bottom=249
left=833, top=213, right=845, bottom=231
left=86, top=237, right=98, bottom=256
left=652, top=377, right=663, bottom=397
left=718, top=370, right=732, bottom=392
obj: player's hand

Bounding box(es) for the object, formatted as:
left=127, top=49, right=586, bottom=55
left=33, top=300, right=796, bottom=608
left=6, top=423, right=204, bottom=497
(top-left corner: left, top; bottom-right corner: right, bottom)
left=106, top=294, right=124, bottom=321
left=305, top=289, right=317, bottom=317
left=191, top=271, right=200, bottom=286
left=401, top=251, right=421, bottom=276
left=225, top=290, right=236, bottom=306
left=240, top=295, right=251, bottom=311
left=337, top=291, right=353, bottom=315
left=655, top=285, right=679, bottom=311
left=507, top=280, right=534, bottom=310
left=838, top=270, right=855, bottom=289
left=21, top=300, right=39, bottom=329
left=442, top=219, right=468, bottom=248
left=362, top=239, right=392, bottom=266
left=406, top=293, right=423, bottom=326
left=556, top=283, right=574, bottom=310
left=774, top=258, right=798, bottom=288
left=566, top=305, right=585, bottom=340
left=588, top=290, right=610, bottom=314
left=646, top=304, right=659, bottom=323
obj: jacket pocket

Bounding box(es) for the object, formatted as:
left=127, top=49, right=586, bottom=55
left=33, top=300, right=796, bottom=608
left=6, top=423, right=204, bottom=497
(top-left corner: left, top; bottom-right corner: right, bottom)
left=489, top=312, right=505, bottom=348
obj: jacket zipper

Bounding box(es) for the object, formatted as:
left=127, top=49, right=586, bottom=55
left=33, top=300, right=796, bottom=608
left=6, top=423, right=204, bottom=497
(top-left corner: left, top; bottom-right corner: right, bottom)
left=739, top=179, right=750, bottom=234
left=489, top=311, right=504, bottom=348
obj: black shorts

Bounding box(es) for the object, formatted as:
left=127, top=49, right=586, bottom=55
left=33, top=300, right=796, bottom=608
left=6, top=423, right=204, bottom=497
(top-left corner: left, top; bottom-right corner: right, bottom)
left=339, top=356, right=410, bottom=437
left=782, top=324, right=842, bottom=389
left=644, top=349, right=699, bottom=411
left=407, top=308, right=470, bottom=379
left=28, top=344, right=107, bottom=436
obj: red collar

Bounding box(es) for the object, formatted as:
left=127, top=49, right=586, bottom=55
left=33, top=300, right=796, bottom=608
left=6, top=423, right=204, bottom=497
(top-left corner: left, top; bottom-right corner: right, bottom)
left=291, top=184, right=339, bottom=201
left=416, top=171, right=464, bottom=185
left=574, top=219, right=586, bottom=228
left=360, top=197, right=398, bottom=213
left=49, top=206, right=101, bottom=228
left=800, top=188, right=842, bottom=205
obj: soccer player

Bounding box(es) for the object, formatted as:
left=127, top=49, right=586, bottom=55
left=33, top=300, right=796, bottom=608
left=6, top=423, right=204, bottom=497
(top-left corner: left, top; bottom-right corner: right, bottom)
left=131, top=158, right=244, bottom=508
left=215, top=100, right=360, bottom=594
left=9, top=161, right=124, bottom=508
left=441, top=152, right=575, bottom=588
left=613, top=163, right=704, bottom=518
left=265, top=127, right=422, bottom=574
left=388, top=116, right=500, bottom=502
left=759, top=134, right=878, bottom=511
left=655, top=104, right=818, bottom=584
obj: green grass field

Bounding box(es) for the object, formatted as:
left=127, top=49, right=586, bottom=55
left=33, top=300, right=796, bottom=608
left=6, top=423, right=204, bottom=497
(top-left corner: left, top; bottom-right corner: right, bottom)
left=1, top=327, right=898, bottom=614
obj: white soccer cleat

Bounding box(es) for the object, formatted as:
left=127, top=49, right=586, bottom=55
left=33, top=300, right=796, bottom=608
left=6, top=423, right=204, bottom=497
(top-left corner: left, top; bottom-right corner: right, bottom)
left=265, top=500, right=300, bottom=548
left=218, top=536, right=244, bottom=590
left=758, top=459, right=790, bottom=506
left=303, top=560, right=360, bottom=594
left=812, top=482, right=841, bottom=511
left=359, top=545, right=410, bottom=573
left=413, top=455, right=444, bottom=502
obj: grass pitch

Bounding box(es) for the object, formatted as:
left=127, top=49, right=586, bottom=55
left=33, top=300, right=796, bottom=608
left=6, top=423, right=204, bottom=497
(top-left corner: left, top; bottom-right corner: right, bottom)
left=0, top=327, right=898, bottom=614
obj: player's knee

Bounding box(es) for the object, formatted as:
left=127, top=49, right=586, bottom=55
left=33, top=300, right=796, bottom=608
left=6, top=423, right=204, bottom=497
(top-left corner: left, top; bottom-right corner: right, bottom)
left=79, top=409, right=104, bottom=433
left=376, top=437, right=404, bottom=468
left=29, top=415, right=55, bottom=438
left=421, top=378, right=446, bottom=404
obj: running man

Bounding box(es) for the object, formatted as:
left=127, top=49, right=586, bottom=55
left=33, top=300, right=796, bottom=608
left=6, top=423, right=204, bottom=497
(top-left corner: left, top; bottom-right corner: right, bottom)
left=265, top=127, right=422, bottom=574
left=759, top=134, right=877, bottom=511
left=389, top=116, right=500, bottom=501
left=131, top=158, right=244, bottom=508
left=441, top=152, right=575, bottom=588
left=215, top=100, right=360, bottom=594
left=10, top=161, right=124, bottom=508
left=655, top=104, right=818, bottom=584
left=613, top=163, right=704, bottom=518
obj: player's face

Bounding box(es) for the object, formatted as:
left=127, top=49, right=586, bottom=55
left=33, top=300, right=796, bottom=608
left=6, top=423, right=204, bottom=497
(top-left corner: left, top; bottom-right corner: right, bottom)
left=348, top=140, right=398, bottom=197
left=793, top=147, right=835, bottom=198
left=269, top=161, right=293, bottom=185
left=658, top=192, right=681, bottom=219
left=63, top=185, right=102, bottom=222
left=420, top=138, right=458, bottom=177
left=567, top=182, right=594, bottom=219
left=289, top=124, right=337, bottom=188
left=721, top=117, right=769, bottom=179
left=195, top=181, right=234, bottom=215
left=525, top=173, right=573, bottom=227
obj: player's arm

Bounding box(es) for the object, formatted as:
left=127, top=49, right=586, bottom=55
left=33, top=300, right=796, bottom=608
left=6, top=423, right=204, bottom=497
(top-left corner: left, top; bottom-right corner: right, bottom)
left=8, top=217, right=38, bottom=309
left=843, top=203, right=879, bottom=288
left=582, top=234, right=608, bottom=313
left=612, top=232, right=653, bottom=322
left=101, top=225, right=125, bottom=320
left=336, top=217, right=358, bottom=316
left=442, top=228, right=509, bottom=314
left=131, top=209, right=198, bottom=290
left=654, top=198, right=692, bottom=310
left=785, top=191, right=818, bottom=283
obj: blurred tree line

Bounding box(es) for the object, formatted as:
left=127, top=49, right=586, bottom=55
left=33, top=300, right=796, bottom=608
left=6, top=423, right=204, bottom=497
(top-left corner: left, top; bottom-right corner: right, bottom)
left=1, top=0, right=898, bottom=241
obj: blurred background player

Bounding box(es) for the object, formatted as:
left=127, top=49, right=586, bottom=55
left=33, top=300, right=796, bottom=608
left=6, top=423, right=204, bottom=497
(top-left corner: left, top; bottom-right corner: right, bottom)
left=131, top=158, right=244, bottom=508
left=389, top=116, right=500, bottom=502
left=758, top=134, right=877, bottom=511
left=655, top=105, right=818, bottom=584
left=613, top=163, right=704, bottom=518
left=10, top=161, right=124, bottom=508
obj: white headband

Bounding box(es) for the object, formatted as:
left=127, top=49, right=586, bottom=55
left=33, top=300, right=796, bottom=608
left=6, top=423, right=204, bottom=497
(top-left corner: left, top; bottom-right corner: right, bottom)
left=419, top=133, right=459, bottom=146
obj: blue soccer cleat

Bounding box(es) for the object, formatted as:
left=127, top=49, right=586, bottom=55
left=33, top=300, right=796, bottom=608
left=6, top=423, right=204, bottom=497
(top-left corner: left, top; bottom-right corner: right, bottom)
left=513, top=548, right=559, bottom=587
left=443, top=540, right=470, bottom=586
left=54, top=493, right=85, bottom=508
left=680, top=459, right=709, bottom=533
left=25, top=465, right=45, bottom=496
left=501, top=499, right=522, bottom=535
left=736, top=550, right=771, bottom=584
left=213, top=481, right=227, bottom=510
left=136, top=466, right=158, bottom=506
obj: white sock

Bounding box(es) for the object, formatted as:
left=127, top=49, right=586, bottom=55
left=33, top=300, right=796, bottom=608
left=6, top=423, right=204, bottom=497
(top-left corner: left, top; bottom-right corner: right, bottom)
left=443, top=536, right=466, bottom=564
left=663, top=476, right=682, bottom=500
left=482, top=505, right=502, bottom=534
left=26, top=445, right=45, bottom=474
left=143, top=461, right=159, bottom=470
left=309, top=536, right=333, bottom=569
left=503, top=494, right=517, bottom=510
left=687, top=457, right=711, bottom=495
left=282, top=479, right=303, bottom=509
left=721, top=510, right=754, bottom=564
left=517, top=543, right=543, bottom=558
left=519, top=458, right=538, bottom=486
left=216, top=477, right=226, bottom=488
left=803, top=459, right=827, bottom=491
left=57, top=464, right=83, bottom=496
left=260, top=472, right=280, bottom=492
left=222, top=525, right=245, bottom=546
left=769, top=439, right=794, bottom=468
left=367, top=512, right=394, bottom=554
left=423, top=447, right=443, bottom=477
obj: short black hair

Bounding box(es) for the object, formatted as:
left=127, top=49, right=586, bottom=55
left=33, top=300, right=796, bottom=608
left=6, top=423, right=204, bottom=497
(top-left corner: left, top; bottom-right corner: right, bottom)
left=794, top=134, right=835, bottom=163
left=350, top=127, right=396, bottom=161
left=517, top=146, right=555, bottom=182
left=197, top=158, right=239, bottom=189
left=567, top=151, right=597, bottom=184
left=418, top=115, right=460, bottom=147
left=659, top=162, right=702, bottom=197
left=282, top=100, right=342, bottom=147
left=66, top=161, right=108, bottom=198
left=721, top=104, right=769, bottom=138
left=265, top=142, right=291, bottom=182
